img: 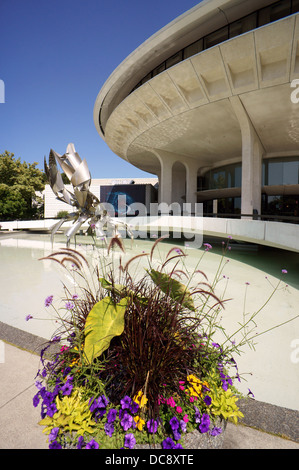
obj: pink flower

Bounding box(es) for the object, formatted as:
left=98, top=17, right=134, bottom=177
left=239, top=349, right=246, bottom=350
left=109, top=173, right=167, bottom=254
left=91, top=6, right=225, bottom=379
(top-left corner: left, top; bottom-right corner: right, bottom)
left=157, top=395, right=166, bottom=405
left=183, top=414, right=189, bottom=423
left=176, top=406, right=182, bottom=413
left=189, top=396, right=198, bottom=403
left=166, top=397, right=176, bottom=407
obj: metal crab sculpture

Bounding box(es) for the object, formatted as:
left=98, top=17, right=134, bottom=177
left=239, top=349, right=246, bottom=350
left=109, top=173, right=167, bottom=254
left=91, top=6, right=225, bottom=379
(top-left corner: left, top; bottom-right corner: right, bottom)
left=44, top=143, right=134, bottom=246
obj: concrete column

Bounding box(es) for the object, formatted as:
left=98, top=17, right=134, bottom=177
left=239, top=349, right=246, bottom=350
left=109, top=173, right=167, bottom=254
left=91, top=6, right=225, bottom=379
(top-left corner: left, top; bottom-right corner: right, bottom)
left=185, top=160, right=199, bottom=208
left=213, top=199, right=218, bottom=214
left=157, top=155, right=173, bottom=206
left=172, top=163, right=186, bottom=208
left=229, top=96, right=264, bottom=217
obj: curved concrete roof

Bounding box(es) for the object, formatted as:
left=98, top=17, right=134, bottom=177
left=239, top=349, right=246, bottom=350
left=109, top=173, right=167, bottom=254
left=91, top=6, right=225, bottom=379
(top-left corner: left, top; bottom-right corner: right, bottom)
left=94, top=0, right=275, bottom=139
left=94, top=10, right=299, bottom=178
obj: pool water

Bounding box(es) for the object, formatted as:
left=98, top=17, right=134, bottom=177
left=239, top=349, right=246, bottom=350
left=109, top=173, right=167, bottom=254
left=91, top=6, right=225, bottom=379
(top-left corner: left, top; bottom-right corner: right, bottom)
left=0, top=231, right=298, bottom=411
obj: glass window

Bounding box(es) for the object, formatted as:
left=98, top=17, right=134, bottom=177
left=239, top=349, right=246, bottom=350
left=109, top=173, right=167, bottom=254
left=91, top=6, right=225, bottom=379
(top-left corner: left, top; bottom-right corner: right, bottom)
left=184, top=39, right=203, bottom=59
left=229, top=13, right=257, bottom=38
left=292, top=0, right=299, bottom=13
left=282, top=160, right=299, bottom=184
left=227, top=170, right=232, bottom=188
left=141, top=73, right=152, bottom=85
left=262, top=162, right=266, bottom=186
left=152, top=62, right=166, bottom=77
left=270, top=0, right=291, bottom=22
left=204, top=26, right=228, bottom=49
left=264, top=158, right=299, bottom=185
left=212, top=170, right=226, bottom=189
left=258, top=1, right=291, bottom=27
left=166, top=51, right=183, bottom=69
left=234, top=165, right=242, bottom=187
left=258, top=6, right=271, bottom=26
left=268, top=160, right=283, bottom=185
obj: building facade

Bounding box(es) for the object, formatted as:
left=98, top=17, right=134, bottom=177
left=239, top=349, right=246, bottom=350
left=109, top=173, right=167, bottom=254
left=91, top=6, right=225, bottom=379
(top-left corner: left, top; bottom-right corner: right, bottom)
left=94, top=0, right=299, bottom=219
left=44, top=177, right=158, bottom=218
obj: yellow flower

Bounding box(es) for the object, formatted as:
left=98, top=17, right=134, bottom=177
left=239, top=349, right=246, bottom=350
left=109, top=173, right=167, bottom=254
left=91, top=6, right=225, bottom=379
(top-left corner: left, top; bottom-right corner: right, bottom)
left=134, top=416, right=145, bottom=431
left=186, top=374, right=209, bottom=398
left=133, top=391, right=148, bottom=408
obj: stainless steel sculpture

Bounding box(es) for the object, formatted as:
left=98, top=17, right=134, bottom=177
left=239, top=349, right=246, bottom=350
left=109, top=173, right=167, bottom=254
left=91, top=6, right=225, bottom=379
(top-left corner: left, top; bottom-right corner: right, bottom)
left=44, top=143, right=134, bottom=246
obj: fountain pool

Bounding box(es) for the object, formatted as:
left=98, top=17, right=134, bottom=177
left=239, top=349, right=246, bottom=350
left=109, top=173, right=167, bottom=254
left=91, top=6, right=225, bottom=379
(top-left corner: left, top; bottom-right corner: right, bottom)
left=0, top=231, right=298, bottom=412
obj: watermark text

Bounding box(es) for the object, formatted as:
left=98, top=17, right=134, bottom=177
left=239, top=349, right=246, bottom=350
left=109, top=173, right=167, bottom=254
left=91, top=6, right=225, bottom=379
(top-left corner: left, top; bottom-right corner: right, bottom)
left=290, top=339, right=299, bottom=364
left=0, top=79, right=4, bottom=103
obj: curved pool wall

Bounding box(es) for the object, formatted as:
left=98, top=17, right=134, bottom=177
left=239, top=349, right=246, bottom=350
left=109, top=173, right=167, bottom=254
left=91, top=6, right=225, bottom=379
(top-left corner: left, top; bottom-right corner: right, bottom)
left=0, top=232, right=299, bottom=413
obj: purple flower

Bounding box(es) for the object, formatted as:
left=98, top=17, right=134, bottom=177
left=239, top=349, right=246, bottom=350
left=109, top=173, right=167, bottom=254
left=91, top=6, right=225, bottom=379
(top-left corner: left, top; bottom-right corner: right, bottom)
left=86, top=439, right=99, bottom=449
left=247, top=388, right=255, bottom=398
left=65, top=301, right=74, bottom=310
left=104, top=422, right=114, bottom=437
left=124, top=433, right=136, bottom=449
left=147, top=419, right=158, bottom=434
left=162, top=437, right=175, bottom=449
left=77, top=435, right=85, bottom=449
left=94, top=408, right=107, bottom=421
left=45, top=295, right=53, bottom=307
left=282, top=269, right=288, bottom=274
left=204, top=395, right=212, bottom=406
left=174, top=443, right=183, bottom=449
left=199, top=413, right=210, bottom=433
left=49, top=440, right=61, bottom=449
left=89, top=394, right=109, bottom=413
left=173, top=429, right=181, bottom=441
left=47, top=402, right=57, bottom=418
left=129, top=401, right=139, bottom=414
left=121, top=411, right=133, bottom=431
left=180, top=420, right=187, bottom=433
left=194, top=407, right=201, bottom=424
left=169, top=416, right=180, bottom=431
left=35, top=380, right=43, bottom=390
left=204, top=243, right=212, bottom=251
left=51, top=335, right=61, bottom=342
left=120, top=395, right=132, bottom=409
left=49, top=427, right=59, bottom=443
left=25, top=315, right=33, bottom=321
left=60, top=381, right=73, bottom=396
left=33, top=393, right=40, bottom=407
left=97, top=395, right=109, bottom=408
left=107, top=408, right=117, bottom=423
left=210, top=426, right=222, bottom=436
left=72, top=294, right=79, bottom=299
left=89, top=397, right=98, bottom=412
left=43, top=391, right=55, bottom=406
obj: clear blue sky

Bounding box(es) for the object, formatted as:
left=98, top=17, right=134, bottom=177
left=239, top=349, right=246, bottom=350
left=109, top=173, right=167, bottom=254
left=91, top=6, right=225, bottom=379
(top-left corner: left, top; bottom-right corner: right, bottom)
left=0, top=0, right=200, bottom=179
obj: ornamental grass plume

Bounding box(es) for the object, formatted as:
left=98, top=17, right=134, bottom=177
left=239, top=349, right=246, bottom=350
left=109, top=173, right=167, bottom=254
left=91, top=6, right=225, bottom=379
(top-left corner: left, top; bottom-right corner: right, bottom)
left=33, top=236, right=299, bottom=449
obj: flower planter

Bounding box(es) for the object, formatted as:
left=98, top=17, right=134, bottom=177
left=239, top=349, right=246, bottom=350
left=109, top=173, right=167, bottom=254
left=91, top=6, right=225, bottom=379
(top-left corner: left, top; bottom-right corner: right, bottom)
left=32, top=242, right=248, bottom=450
left=134, top=419, right=227, bottom=449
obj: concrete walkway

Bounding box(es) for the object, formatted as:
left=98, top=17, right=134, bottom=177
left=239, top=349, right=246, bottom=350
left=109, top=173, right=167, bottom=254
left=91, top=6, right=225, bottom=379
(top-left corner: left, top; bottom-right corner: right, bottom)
left=1, top=341, right=299, bottom=450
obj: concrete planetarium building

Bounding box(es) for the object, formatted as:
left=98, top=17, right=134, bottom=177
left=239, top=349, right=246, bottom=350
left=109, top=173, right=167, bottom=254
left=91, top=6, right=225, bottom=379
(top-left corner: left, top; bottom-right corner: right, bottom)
left=94, top=0, right=299, bottom=224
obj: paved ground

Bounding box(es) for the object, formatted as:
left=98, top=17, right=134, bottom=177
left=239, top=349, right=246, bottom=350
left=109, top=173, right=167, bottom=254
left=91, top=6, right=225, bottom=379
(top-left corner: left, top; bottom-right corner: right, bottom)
left=1, top=341, right=299, bottom=450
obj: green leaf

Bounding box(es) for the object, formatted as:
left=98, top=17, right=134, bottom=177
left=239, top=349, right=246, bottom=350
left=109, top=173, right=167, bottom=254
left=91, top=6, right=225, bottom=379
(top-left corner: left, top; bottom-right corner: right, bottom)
left=99, top=277, right=126, bottom=296
left=98, top=277, right=112, bottom=289
left=84, top=296, right=129, bottom=363
left=148, top=269, right=195, bottom=311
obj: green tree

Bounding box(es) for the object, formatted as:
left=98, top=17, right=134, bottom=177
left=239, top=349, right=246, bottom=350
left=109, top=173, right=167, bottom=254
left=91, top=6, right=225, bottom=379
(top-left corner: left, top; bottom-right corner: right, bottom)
left=0, top=151, right=45, bottom=220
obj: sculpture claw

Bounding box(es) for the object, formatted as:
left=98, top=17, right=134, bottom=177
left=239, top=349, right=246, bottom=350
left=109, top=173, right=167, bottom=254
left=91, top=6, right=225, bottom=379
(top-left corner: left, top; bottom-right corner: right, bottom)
left=45, top=143, right=134, bottom=248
